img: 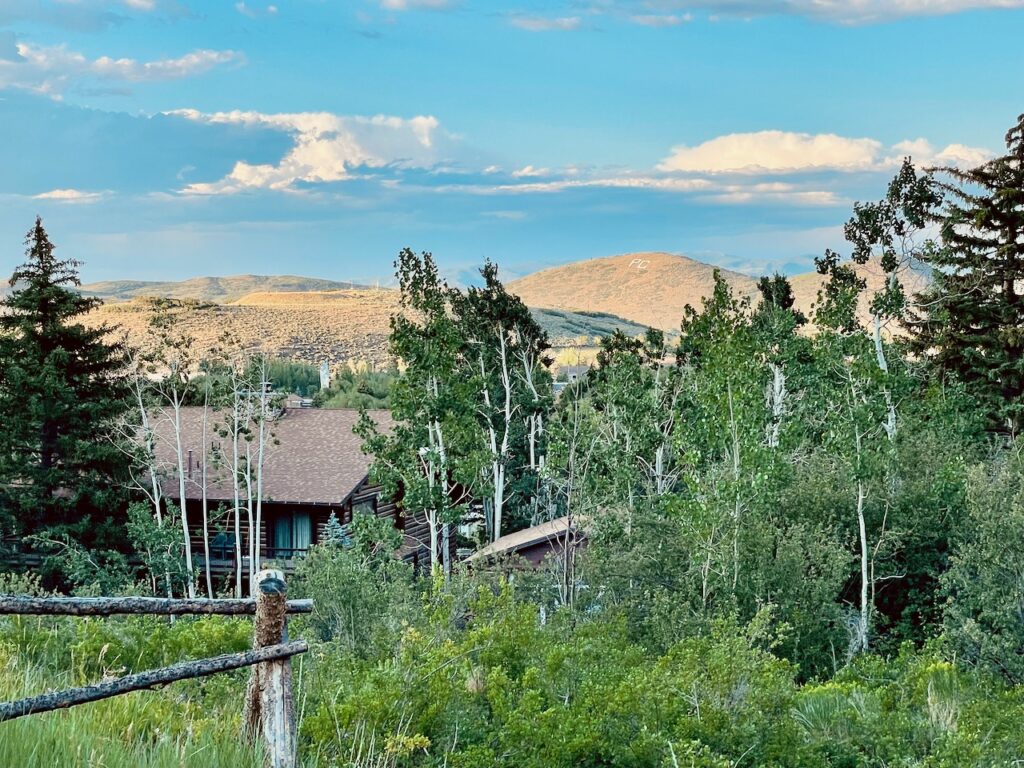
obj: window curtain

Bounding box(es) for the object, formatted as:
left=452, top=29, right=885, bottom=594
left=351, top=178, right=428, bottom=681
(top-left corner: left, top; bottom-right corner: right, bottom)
left=273, top=517, right=292, bottom=557
left=293, top=512, right=312, bottom=552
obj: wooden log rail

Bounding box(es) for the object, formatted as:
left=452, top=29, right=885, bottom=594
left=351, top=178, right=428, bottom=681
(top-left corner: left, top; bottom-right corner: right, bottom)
left=0, top=596, right=314, bottom=616
left=0, top=641, right=308, bottom=723
left=0, top=573, right=311, bottom=767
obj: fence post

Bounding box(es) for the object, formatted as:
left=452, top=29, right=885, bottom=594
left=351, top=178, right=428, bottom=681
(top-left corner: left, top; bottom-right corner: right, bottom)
left=244, top=569, right=297, bottom=768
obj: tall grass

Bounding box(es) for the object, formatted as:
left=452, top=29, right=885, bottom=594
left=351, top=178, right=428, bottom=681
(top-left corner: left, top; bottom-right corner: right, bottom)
left=0, top=656, right=262, bottom=767
left=0, top=610, right=262, bottom=767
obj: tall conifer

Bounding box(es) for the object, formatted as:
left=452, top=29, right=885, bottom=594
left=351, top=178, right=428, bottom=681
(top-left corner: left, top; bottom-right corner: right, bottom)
left=909, top=114, right=1024, bottom=430
left=0, top=218, right=129, bottom=554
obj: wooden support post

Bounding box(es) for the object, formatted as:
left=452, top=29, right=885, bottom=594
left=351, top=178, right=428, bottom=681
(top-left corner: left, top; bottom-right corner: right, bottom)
left=0, top=641, right=308, bottom=723
left=0, top=596, right=313, bottom=616
left=243, top=569, right=297, bottom=768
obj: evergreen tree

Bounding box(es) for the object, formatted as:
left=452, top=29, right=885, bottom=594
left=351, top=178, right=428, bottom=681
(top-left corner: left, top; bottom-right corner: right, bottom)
left=0, top=218, right=129, bottom=557
left=909, top=113, right=1024, bottom=431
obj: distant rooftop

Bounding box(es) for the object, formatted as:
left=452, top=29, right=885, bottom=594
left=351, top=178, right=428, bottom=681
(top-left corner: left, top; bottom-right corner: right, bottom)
left=152, top=407, right=392, bottom=506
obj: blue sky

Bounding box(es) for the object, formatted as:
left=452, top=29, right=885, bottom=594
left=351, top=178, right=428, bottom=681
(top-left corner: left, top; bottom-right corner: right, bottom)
left=1, top=0, right=1022, bottom=285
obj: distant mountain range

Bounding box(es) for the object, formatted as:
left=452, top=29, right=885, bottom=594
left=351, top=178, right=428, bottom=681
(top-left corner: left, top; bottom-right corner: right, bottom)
left=68, top=252, right=930, bottom=368
left=77, top=275, right=371, bottom=303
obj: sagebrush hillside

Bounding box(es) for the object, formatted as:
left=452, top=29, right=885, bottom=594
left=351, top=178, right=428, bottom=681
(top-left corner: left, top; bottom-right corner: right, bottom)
left=84, top=289, right=650, bottom=367
left=508, top=252, right=757, bottom=331
left=78, top=275, right=371, bottom=303
left=508, top=251, right=931, bottom=331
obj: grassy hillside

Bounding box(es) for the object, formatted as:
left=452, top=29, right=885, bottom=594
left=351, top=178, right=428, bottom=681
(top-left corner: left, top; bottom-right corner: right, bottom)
left=510, top=251, right=932, bottom=332
left=77, top=275, right=371, bottom=303
left=84, top=290, right=651, bottom=367
left=508, top=251, right=758, bottom=332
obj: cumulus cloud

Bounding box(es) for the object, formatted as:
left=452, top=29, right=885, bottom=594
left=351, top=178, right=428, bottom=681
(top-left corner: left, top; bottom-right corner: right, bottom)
left=171, top=109, right=450, bottom=194
left=509, top=15, right=582, bottom=31
left=0, top=42, right=243, bottom=95
left=658, top=130, right=991, bottom=174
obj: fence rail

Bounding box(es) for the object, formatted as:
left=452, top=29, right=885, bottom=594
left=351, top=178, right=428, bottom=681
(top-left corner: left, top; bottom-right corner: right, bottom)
left=0, top=569, right=308, bottom=768
left=0, top=640, right=308, bottom=723
left=0, top=595, right=313, bottom=616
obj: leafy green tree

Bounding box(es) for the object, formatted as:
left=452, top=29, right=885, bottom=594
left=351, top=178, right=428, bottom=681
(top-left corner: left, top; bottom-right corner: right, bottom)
left=453, top=260, right=553, bottom=540
left=909, top=113, right=1024, bottom=431
left=0, top=218, right=129, bottom=568
left=942, top=449, right=1024, bottom=683
left=358, top=248, right=483, bottom=578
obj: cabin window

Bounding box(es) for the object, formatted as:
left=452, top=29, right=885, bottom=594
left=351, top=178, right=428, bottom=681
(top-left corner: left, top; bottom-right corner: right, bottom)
left=272, top=512, right=312, bottom=558
left=353, top=498, right=377, bottom=517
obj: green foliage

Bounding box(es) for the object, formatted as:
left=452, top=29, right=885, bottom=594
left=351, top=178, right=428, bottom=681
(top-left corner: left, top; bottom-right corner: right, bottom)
left=292, top=512, right=417, bottom=653
left=909, top=113, right=1024, bottom=431
left=266, top=358, right=322, bottom=397
left=315, top=365, right=396, bottom=409
left=0, top=218, right=130, bottom=578
left=942, top=447, right=1024, bottom=683
left=0, top=619, right=257, bottom=768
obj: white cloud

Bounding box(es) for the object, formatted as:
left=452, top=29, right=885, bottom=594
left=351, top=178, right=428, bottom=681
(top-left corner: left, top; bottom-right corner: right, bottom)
left=891, top=138, right=993, bottom=168
left=427, top=172, right=840, bottom=207
left=603, top=0, right=1024, bottom=24
left=235, top=2, right=278, bottom=17
left=380, top=0, right=452, bottom=9
left=33, top=188, right=106, bottom=203
left=482, top=210, right=528, bottom=220
left=511, top=165, right=551, bottom=178
left=509, top=15, right=582, bottom=31
left=171, top=109, right=449, bottom=194
left=659, top=130, right=883, bottom=174
left=0, top=42, right=243, bottom=95
left=122, top=0, right=156, bottom=9
left=629, top=13, right=692, bottom=26
left=658, top=130, right=991, bottom=174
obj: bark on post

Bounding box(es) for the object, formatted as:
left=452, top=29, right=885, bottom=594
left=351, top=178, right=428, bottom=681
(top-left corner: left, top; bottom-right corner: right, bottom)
left=244, top=569, right=297, bottom=768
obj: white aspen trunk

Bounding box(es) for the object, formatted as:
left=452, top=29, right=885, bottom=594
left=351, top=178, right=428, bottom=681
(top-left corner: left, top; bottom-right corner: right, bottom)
left=432, top=405, right=453, bottom=580
left=727, top=383, right=741, bottom=591
left=201, top=390, right=213, bottom=599
left=496, top=334, right=513, bottom=542
left=232, top=390, right=244, bottom=599
left=872, top=313, right=897, bottom=443
left=130, top=369, right=174, bottom=599
left=528, top=414, right=537, bottom=470
left=254, top=361, right=269, bottom=579
left=766, top=362, right=787, bottom=449
left=857, top=476, right=870, bottom=653
left=171, top=390, right=196, bottom=599
left=244, top=438, right=255, bottom=592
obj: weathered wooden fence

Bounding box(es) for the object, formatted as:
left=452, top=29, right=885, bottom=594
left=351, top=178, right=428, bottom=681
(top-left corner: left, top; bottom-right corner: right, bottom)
left=0, top=569, right=309, bottom=768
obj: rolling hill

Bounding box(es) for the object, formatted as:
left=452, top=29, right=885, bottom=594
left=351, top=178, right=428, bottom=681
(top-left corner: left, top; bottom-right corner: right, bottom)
left=508, top=251, right=932, bottom=332
left=76, top=252, right=931, bottom=369
left=508, top=252, right=758, bottom=332
left=83, top=288, right=651, bottom=369
left=77, top=275, right=371, bottom=303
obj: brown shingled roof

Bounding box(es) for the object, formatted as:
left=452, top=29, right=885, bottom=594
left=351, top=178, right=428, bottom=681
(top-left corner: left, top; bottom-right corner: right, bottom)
left=152, top=407, right=392, bottom=506
left=465, top=516, right=573, bottom=562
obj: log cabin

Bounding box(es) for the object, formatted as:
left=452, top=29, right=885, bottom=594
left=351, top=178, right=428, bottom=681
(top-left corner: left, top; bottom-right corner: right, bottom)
left=151, top=406, right=433, bottom=584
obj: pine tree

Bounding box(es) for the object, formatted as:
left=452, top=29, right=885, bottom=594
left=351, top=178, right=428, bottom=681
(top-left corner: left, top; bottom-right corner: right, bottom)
left=909, top=114, right=1024, bottom=431
left=0, top=218, right=129, bottom=555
